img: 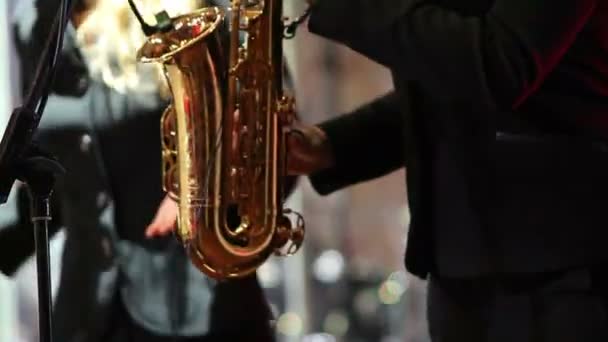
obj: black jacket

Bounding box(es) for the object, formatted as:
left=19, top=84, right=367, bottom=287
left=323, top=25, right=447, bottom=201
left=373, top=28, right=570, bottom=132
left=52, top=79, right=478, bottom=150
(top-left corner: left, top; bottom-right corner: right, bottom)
left=307, top=0, right=608, bottom=278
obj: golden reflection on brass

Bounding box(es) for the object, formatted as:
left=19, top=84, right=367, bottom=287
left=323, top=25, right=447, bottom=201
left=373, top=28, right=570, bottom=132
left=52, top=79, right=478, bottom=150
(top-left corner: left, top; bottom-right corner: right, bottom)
left=137, top=2, right=307, bottom=280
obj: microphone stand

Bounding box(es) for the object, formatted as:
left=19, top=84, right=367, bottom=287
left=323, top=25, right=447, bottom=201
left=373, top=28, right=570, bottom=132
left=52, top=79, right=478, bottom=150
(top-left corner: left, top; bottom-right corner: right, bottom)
left=2, top=2, right=157, bottom=340
left=19, top=146, right=65, bottom=342
left=0, top=1, right=73, bottom=341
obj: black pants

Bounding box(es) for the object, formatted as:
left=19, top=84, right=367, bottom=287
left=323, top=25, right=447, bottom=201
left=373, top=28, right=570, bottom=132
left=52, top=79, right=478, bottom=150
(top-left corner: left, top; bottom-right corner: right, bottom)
left=427, top=266, right=608, bottom=342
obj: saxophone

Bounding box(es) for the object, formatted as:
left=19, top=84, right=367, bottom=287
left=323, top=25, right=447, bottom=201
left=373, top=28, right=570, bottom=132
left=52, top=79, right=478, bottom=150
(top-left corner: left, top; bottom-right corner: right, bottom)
left=135, top=0, right=308, bottom=280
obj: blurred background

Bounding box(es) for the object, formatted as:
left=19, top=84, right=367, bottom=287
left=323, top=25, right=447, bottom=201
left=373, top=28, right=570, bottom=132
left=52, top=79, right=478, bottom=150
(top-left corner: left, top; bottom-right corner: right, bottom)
left=0, top=1, right=430, bottom=341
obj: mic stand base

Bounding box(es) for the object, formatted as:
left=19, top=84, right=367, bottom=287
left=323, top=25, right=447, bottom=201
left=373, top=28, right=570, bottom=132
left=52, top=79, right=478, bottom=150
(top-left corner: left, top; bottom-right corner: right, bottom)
left=17, top=146, right=65, bottom=342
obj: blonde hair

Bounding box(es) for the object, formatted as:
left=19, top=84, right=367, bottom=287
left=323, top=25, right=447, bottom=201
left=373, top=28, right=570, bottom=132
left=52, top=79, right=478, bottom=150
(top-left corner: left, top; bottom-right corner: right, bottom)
left=75, top=0, right=204, bottom=94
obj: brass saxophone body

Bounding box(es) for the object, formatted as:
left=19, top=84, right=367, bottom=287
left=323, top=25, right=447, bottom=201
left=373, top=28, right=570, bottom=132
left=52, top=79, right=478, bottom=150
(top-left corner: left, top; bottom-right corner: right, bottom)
left=137, top=1, right=305, bottom=280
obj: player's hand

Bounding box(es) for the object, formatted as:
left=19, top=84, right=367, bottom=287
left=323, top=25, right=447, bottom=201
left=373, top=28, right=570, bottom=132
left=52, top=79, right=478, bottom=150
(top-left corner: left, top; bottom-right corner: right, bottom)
left=287, top=123, right=334, bottom=176
left=145, top=194, right=178, bottom=238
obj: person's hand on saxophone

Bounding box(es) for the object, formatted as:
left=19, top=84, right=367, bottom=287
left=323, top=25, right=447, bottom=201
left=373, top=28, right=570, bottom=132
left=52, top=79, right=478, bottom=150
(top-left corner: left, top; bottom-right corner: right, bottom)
left=285, top=122, right=334, bottom=176
left=146, top=118, right=334, bottom=238
left=146, top=194, right=179, bottom=238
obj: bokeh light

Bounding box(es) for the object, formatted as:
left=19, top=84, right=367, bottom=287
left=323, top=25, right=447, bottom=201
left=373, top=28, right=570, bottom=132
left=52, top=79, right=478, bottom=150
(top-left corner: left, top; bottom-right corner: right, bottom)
left=276, top=312, right=303, bottom=337
left=378, top=271, right=410, bottom=305
left=313, top=250, right=345, bottom=284
left=323, top=310, right=349, bottom=337
left=258, top=259, right=282, bottom=288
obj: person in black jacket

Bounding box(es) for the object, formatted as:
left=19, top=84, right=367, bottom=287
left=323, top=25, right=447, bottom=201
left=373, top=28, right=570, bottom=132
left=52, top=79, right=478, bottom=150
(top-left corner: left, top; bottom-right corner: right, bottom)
left=0, top=1, right=275, bottom=341
left=285, top=0, right=608, bottom=341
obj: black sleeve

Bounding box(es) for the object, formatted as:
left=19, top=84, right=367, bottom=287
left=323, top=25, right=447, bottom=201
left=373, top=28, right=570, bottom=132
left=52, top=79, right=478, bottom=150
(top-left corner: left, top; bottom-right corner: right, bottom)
left=308, top=0, right=596, bottom=110
left=0, top=183, right=63, bottom=277
left=309, top=91, right=405, bottom=195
